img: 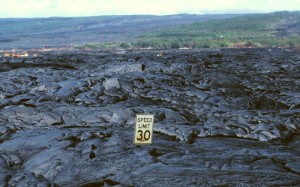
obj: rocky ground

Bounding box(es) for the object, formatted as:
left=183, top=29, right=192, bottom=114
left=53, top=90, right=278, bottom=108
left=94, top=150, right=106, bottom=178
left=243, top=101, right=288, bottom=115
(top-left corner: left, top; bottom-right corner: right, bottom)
left=0, top=48, right=299, bottom=186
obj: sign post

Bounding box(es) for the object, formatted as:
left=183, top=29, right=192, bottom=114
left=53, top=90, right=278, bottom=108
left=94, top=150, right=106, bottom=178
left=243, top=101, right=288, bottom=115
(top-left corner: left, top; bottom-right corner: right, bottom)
left=134, top=114, right=154, bottom=145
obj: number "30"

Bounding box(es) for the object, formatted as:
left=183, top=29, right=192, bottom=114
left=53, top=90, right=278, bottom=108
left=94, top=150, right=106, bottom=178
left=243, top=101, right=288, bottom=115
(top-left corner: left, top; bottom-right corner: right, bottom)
left=136, top=130, right=151, bottom=141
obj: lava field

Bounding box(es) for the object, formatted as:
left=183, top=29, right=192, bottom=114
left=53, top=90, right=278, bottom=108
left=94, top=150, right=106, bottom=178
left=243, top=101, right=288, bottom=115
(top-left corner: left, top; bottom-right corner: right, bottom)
left=0, top=48, right=299, bottom=186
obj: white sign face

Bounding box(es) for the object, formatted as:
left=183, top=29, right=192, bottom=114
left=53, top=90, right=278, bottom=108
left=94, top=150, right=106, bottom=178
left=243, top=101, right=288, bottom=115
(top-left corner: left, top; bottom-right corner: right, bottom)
left=134, top=114, right=154, bottom=145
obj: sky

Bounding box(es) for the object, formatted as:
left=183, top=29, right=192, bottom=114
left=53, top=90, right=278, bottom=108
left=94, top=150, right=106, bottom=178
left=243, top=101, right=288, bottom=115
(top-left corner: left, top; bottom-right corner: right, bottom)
left=0, top=0, right=299, bottom=18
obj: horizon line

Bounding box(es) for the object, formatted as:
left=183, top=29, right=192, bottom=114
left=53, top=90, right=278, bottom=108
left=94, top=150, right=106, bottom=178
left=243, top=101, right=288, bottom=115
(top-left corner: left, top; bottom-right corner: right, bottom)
left=1, top=10, right=299, bottom=19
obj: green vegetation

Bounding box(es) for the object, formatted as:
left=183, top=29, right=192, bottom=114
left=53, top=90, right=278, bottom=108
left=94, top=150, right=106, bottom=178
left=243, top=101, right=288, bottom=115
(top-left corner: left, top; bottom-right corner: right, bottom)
left=132, top=11, right=300, bottom=49
left=60, top=11, right=300, bottom=50
left=74, top=42, right=122, bottom=50
left=2, top=12, right=299, bottom=50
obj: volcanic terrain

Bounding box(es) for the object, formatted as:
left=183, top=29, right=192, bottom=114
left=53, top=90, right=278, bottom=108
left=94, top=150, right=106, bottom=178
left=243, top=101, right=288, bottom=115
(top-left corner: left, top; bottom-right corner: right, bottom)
left=0, top=48, right=299, bottom=186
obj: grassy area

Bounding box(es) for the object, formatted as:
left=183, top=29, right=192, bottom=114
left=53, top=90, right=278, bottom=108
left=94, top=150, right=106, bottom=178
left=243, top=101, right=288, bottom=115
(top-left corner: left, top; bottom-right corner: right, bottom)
left=1, top=12, right=299, bottom=50
left=69, top=11, right=300, bottom=50
left=132, top=11, right=300, bottom=49
left=74, top=42, right=122, bottom=50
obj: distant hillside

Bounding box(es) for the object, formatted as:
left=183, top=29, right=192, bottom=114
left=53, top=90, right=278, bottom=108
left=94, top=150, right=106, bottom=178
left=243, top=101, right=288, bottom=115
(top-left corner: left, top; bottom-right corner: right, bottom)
left=0, top=14, right=239, bottom=49
left=2, top=12, right=299, bottom=50
left=133, top=11, right=300, bottom=49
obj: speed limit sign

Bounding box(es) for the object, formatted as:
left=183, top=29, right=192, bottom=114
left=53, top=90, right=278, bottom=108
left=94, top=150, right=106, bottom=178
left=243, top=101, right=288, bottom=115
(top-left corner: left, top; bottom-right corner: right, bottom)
left=134, top=114, right=154, bottom=145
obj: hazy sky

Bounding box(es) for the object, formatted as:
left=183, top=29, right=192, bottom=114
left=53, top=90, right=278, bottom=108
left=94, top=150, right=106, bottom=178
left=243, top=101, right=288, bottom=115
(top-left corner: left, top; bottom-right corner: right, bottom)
left=0, top=0, right=299, bottom=18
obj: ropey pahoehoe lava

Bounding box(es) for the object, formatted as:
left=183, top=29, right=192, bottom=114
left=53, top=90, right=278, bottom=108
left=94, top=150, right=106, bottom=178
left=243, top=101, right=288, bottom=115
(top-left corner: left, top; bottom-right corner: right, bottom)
left=0, top=48, right=299, bottom=186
